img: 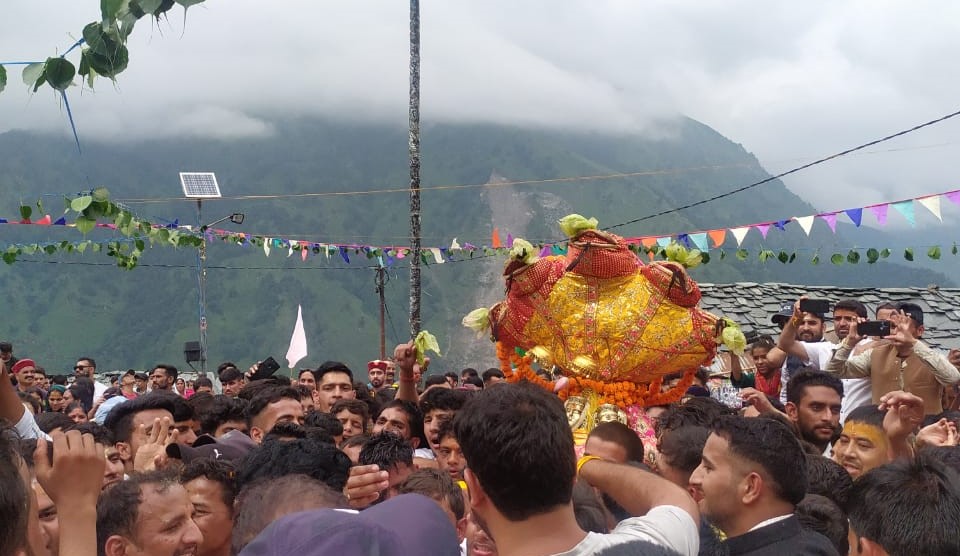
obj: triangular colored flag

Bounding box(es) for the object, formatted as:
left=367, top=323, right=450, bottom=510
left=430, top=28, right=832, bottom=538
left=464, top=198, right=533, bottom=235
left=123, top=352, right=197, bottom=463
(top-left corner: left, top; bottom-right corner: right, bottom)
left=755, top=223, right=771, bottom=239
left=53, top=217, right=66, bottom=225
left=506, top=234, right=514, bottom=248
left=689, top=233, right=708, bottom=252
left=263, top=239, right=271, bottom=257
left=656, top=237, right=672, bottom=248
left=288, top=240, right=297, bottom=257
left=640, top=237, right=657, bottom=248
left=301, top=247, right=308, bottom=261
left=870, top=204, right=889, bottom=225
left=946, top=191, right=960, bottom=205
left=429, top=248, right=445, bottom=264
left=795, top=215, right=815, bottom=236
left=450, top=238, right=461, bottom=250
left=773, top=220, right=789, bottom=231
left=844, top=208, right=863, bottom=227
left=285, top=304, right=309, bottom=369
left=918, top=196, right=942, bottom=221
left=491, top=228, right=502, bottom=248
left=539, top=245, right=552, bottom=258
left=730, top=227, right=750, bottom=246
left=819, top=213, right=837, bottom=233
left=36, top=215, right=51, bottom=225
left=677, top=234, right=692, bottom=248
left=892, top=200, right=915, bottom=226
left=707, top=229, right=726, bottom=248
left=339, top=247, right=350, bottom=263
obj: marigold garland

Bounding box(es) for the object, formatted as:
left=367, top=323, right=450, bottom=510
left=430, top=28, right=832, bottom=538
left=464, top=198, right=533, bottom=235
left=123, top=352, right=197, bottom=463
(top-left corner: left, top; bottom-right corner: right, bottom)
left=495, top=342, right=694, bottom=407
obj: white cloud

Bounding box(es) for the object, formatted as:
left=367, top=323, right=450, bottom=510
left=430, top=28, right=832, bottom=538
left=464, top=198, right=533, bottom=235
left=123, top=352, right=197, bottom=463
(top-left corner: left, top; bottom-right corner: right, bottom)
left=2, top=0, right=960, bottom=211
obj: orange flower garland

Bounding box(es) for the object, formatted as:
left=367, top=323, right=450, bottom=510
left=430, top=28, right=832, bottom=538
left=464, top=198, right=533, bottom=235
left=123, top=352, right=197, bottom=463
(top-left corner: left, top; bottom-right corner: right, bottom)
left=496, top=342, right=693, bottom=407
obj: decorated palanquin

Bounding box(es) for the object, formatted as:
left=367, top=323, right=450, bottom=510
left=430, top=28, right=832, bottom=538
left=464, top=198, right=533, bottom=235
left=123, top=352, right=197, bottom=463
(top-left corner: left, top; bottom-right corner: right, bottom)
left=463, top=215, right=744, bottom=450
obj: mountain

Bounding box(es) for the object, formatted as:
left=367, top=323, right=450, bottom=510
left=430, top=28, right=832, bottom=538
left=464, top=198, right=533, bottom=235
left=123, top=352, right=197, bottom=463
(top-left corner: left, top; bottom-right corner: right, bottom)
left=0, top=117, right=950, bottom=375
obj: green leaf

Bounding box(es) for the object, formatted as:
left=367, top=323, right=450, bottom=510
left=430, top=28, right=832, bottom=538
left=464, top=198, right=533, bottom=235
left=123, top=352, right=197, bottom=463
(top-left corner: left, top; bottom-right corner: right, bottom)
left=2, top=251, right=17, bottom=265
left=953, top=244, right=958, bottom=256
left=880, top=248, right=891, bottom=259
left=75, top=216, right=96, bottom=234
left=758, top=250, right=770, bottom=262
left=44, top=58, right=76, bottom=91
left=866, top=248, right=879, bottom=264
left=92, top=243, right=102, bottom=252
left=19, top=205, right=32, bottom=220
left=701, top=252, right=711, bottom=264
left=777, top=251, right=789, bottom=263
left=928, top=246, right=941, bottom=260
left=788, top=252, right=796, bottom=263
left=176, top=0, right=205, bottom=6
left=135, top=239, right=145, bottom=251
left=92, top=187, right=110, bottom=202
left=139, top=0, right=163, bottom=13
left=77, top=241, right=88, bottom=253
left=36, top=199, right=44, bottom=213
left=22, top=63, right=44, bottom=89
left=735, top=249, right=748, bottom=261
left=904, top=248, right=914, bottom=261
left=0, top=65, right=7, bottom=93
left=812, top=253, right=820, bottom=265
left=22, top=245, right=37, bottom=254
left=44, top=245, right=57, bottom=255
left=71, top=196, right=93, bottom=212
left=847, top=250, right=860, bottom=264
left=719, top=249, right=726, bottom=260
left=830, top=253, right=844, bottom=265
left=102, top=0, right=126, bottom=20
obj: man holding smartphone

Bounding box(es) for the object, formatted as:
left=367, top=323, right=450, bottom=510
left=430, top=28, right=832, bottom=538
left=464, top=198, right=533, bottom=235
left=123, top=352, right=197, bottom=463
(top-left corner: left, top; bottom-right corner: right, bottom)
left=771, top=298, right=874, bottom=423
left=826, top=302, right=959, bottom=415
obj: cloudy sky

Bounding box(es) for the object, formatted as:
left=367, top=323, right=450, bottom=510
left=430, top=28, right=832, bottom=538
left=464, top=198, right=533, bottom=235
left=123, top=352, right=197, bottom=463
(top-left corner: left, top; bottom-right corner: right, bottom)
left=2, top=0, right=960, bottom=214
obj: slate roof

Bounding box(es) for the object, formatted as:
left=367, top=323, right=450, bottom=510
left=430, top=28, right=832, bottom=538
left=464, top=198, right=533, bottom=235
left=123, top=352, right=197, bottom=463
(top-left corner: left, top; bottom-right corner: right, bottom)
left=698, top=282, right=960, bottom=351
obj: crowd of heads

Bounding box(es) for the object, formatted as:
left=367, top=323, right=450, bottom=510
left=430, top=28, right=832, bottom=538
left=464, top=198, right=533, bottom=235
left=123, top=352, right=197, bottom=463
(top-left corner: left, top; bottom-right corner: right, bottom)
left=3, top=291, right=960, bottom=556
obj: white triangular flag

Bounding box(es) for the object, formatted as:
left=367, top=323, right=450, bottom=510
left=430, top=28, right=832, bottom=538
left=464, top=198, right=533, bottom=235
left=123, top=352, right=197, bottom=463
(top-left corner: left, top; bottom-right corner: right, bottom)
left=450, top=238, right=461, bottom=250
left=285, top=304, right=308, bottom=369
left=795, top=215, right=816, bottom=236
left=918, top=196, right=942, bottom=221
left=263, top=239, right=271, bottom=257
left=730, top=227, right=750, bottom=247
left=429, top=247, right=445, bottom=264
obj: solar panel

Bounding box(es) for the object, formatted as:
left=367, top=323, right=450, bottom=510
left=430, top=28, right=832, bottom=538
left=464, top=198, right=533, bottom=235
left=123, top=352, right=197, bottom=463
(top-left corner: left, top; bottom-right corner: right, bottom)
left=180, top=172, right=222, bottom=198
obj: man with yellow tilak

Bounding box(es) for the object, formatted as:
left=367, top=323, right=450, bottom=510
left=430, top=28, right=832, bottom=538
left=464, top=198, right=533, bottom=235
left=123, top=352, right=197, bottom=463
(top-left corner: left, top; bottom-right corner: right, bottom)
left=832, top=391, right=923, bottom=479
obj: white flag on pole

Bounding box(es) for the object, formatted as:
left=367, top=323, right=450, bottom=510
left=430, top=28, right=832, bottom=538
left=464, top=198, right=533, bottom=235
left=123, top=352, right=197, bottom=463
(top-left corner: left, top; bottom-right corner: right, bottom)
left=285, top=304, right=308, bottom=369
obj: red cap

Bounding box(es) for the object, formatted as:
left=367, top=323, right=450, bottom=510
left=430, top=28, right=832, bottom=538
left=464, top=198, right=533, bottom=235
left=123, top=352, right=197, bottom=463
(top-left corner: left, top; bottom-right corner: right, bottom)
left=11, top=359, right=36, bottom=374
left=367, top=360, right=389, bottom=371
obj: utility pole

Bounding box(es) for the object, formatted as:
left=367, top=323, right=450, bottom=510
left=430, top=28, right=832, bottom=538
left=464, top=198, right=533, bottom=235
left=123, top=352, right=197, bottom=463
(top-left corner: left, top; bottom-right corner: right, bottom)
left=196, top=199, right=208, bottom=375
left=376, top=266, right=387, bottom=359
left=408, top=0, right=422, bottom=337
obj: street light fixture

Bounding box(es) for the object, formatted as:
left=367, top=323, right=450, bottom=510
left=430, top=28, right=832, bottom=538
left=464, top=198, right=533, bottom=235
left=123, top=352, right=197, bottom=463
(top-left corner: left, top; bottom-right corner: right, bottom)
left=179, top=172, right=244, bottom=377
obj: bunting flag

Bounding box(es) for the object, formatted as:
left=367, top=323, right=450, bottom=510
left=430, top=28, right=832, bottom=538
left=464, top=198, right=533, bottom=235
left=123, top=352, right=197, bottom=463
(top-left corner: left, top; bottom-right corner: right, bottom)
left=689, top=232, right=708, bottom=252
left=730, top=227, right=750, bottom=247
left=5, top=186, right=960, bottom=268
left=918, top=196, right=942, bottom=221
left=795, top=215, right=815, bottom=236
left=892, top=200, right=915, bottom=226
left=870, top=204, right=889, bottom=225
left=845, top=208, right=863, bottom=227
left=708, top=229, right=726, bottom=248
left=820, top=212, right=838, bottom=233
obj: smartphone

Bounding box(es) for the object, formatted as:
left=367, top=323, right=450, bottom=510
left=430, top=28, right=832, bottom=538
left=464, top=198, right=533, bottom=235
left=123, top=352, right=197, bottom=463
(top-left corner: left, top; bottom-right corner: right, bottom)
left=249, top=356, right=281, bottom=381
left=799, top=298, right=832, bottom=315
left=857, top=320, right=891, bottom=337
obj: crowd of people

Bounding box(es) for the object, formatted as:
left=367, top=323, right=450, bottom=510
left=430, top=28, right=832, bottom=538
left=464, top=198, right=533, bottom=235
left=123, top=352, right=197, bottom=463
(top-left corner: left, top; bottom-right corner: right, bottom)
left=2, top=295, right=960, bottom=556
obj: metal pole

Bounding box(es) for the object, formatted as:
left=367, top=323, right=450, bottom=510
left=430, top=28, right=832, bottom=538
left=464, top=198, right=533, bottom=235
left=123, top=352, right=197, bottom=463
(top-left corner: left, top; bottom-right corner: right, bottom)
left=197, top=200, right=208, bottom=374
left=377, top=266, right=386, bottom=359
left=408, top=0, right=422, bottom=337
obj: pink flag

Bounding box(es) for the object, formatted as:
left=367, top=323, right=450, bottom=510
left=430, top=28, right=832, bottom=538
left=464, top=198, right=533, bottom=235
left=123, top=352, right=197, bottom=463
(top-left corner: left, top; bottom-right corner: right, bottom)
left=755, top=224, right=771, bottom=238
left=869, top=204, right=889, bottom=226
left=285, top=305, right=308, bottom=369
left=819, top=213, right=837, bottom=233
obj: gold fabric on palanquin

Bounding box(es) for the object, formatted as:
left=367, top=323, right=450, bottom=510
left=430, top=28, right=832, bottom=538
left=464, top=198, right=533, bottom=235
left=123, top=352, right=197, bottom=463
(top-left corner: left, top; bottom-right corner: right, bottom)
left=521, top=269, right=717, bottom=383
